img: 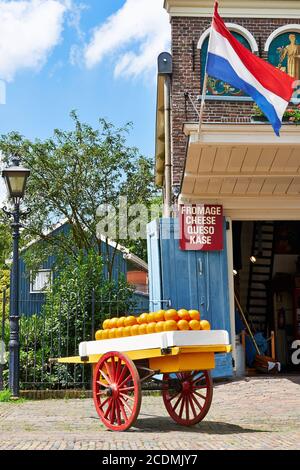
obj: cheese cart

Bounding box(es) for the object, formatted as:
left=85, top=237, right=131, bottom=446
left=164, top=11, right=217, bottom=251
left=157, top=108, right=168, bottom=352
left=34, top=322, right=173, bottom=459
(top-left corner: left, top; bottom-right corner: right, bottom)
left=57, top=329, right=231, bottom=431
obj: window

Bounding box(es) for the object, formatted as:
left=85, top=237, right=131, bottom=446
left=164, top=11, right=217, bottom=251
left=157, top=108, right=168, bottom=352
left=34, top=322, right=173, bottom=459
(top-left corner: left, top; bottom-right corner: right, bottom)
left=30, top=269, right=52, bottom=294
left=200, top=32, right=252, bottom=98
left=198, top=24, right=257, bottom=100
left=268, top=31, right=300, bottom=81
left=265, top=27, right=300, bottom=102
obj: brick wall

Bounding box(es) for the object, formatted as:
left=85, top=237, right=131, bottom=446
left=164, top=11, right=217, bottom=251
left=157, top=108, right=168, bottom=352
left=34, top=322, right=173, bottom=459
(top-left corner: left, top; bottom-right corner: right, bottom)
left=171, top=16, right=300, bottom=186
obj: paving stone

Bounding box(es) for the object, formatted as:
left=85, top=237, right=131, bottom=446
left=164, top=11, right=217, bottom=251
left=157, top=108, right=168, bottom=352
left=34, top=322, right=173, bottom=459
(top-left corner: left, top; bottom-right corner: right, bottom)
left=0, top=376, right=299, bottom=450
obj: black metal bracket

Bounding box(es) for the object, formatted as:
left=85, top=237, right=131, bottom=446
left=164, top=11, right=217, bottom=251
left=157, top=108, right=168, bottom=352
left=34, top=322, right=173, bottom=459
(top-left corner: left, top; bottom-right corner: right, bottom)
left=192, top=40, right=196, bottom=72
left=161, top=347, right=172, bottom=355
left=20, top=208, right=31, bottom=218
left=80, top=356, right=89, bottom=362
left=157, top=52, right=172, bottom=76
left=2, top=205, right=31, bottom=220
left=2, top=206, right=12, bottom=218
left=184, top=92, right=188, bottom=121
left=258, top=37, right=263, bottom=58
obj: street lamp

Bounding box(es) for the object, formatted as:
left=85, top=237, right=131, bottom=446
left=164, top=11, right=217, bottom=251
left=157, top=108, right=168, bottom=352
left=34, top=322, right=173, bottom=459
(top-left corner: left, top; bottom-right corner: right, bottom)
left=2, top=156, right=30, bottom=398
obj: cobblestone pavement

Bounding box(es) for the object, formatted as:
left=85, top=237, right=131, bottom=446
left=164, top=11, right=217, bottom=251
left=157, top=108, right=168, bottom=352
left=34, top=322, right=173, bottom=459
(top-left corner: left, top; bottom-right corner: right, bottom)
left=0, top=376, right=299, bottom=450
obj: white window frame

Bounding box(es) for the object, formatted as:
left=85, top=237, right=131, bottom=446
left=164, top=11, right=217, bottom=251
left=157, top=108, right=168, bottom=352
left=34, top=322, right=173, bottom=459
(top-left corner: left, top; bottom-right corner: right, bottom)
left=197, top=23, right=258, bottom=101
left=197, top=23, right=258, bottom=52
left=30, top=269, right=53, bottom=294
left=264, top=24, right=300, bottom=51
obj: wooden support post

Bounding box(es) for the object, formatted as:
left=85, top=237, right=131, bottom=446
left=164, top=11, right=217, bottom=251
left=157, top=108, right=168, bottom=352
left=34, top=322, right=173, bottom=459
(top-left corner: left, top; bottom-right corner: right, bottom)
left=271, top=330, right=276, bottom=360
left=241, top=329, right=246, bottom=351
left=241, top=330, right=246, bottom=369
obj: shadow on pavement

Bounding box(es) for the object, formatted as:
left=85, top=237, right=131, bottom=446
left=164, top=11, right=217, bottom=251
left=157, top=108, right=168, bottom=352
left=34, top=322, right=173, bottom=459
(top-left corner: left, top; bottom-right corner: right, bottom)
left=131, top=416, right=267, bottom=434
left=213, top=373, right=300, bottom=387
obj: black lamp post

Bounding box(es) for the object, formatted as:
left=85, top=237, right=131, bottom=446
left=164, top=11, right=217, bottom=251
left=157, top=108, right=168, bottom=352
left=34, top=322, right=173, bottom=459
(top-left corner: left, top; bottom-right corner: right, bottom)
left=2, top=156, right=30, bottom=398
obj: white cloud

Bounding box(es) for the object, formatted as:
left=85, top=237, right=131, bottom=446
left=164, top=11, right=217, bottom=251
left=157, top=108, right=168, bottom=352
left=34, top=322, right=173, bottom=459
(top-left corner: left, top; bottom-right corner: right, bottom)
left=0, top=0, right=70, bottom=81
left=67, top=1, right=86, bottom=41
left=84, top=0, right=170, bottom=79
left=67, top=2, right=87, bottom=67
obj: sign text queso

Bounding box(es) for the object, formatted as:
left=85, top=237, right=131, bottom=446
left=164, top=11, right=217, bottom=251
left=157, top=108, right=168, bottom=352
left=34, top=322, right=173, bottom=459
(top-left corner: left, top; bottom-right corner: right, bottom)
left=179, top=204, right=223, bottom=251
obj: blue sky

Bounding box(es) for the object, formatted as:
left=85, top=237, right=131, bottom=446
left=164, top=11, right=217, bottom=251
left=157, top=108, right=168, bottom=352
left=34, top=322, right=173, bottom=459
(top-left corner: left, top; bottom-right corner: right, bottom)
left=0, top=0, right=170, bottom=203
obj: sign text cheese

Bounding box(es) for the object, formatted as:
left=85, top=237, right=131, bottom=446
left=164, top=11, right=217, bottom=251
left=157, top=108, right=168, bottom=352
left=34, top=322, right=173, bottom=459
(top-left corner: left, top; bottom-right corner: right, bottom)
left=179, top=204, right=223, bottom=251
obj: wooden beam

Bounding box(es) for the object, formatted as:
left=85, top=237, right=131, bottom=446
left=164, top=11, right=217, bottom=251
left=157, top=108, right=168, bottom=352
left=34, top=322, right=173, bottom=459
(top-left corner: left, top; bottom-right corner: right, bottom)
left=185, top=172, right=300, bottom=179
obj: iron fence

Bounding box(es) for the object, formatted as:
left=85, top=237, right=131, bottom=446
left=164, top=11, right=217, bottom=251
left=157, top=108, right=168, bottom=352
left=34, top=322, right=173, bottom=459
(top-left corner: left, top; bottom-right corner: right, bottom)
left=0, top=289, right=149, bottom=391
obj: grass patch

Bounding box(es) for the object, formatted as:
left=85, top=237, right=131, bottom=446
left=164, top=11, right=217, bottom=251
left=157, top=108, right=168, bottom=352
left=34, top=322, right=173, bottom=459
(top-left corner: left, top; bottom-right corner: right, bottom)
left=0, top=390, right=11, bottom=402
left=0, top=390, right=26, bottom=403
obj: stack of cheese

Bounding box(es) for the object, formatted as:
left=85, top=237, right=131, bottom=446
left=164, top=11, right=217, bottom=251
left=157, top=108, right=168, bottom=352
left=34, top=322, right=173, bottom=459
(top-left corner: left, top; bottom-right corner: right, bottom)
left=95, top=309, right=211, bottom=340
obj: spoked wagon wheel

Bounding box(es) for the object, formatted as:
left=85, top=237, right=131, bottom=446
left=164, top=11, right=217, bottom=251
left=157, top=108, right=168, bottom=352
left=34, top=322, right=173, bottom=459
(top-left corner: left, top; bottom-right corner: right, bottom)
left=93, top=351, right=141, bottom=431
left=162, top=370, right=213, bottom=426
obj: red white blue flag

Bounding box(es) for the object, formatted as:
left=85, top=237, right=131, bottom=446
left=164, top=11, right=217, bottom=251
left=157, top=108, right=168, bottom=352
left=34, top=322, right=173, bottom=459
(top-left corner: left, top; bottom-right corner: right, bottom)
left=206, top=2, right=295, bottom=136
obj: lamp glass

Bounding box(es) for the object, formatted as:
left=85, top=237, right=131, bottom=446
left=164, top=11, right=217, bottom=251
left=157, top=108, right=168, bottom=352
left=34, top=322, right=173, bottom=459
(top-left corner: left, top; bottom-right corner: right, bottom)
left=2, top=167, right=30, bottom=199
left=7, top=174, right=26, bottom=196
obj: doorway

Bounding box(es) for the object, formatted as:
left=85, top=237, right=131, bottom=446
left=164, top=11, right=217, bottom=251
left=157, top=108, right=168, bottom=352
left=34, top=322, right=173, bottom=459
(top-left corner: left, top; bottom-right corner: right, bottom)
left=233, top=220, right=300, bottom=372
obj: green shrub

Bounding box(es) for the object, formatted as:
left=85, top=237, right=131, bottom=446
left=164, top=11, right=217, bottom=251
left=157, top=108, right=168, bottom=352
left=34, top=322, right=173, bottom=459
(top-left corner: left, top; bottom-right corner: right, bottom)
left=16, top=249, right=135, bottom=389
left=0, top=389, right=11, bottom=402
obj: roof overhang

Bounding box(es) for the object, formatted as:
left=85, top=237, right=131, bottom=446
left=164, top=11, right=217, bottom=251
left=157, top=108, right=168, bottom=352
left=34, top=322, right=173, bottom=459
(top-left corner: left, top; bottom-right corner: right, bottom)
left=155, top=74, right=165, bottom=187
left=163, top=0, right=300, bottom=18
left=18, top=219, right=148, bottom=271
left=180, top=123, right=300, bottom=220
left=123, top=253, right=148, bottom=272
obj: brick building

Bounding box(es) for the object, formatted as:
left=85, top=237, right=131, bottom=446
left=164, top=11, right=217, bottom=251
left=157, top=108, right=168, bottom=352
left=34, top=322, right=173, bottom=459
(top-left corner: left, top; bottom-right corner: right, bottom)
left=151, top=0, right=300, bottom=373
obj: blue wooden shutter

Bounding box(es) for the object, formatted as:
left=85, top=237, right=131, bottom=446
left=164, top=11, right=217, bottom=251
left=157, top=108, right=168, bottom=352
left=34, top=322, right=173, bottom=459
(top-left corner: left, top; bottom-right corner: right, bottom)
left=147, top=217, right=233, bottom=378
left=146, top=219, right=162, bottom=311
left=160, top=218, right=200, bottom=310
left=198, top=219, right=232, bottom=378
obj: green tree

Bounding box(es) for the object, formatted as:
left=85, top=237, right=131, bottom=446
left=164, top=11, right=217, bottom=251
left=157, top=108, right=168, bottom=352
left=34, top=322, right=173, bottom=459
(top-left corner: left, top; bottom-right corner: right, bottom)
left=0, top=223, right=11, bottom=269
left=0, top=112, right=157, bottom=278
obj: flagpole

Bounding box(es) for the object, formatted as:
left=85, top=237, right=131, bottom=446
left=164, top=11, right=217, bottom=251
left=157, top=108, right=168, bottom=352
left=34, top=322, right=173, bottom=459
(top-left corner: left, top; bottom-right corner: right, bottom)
left=198, top=72, right=209, bottom=132
left=198, top=1, right=217, bottom=133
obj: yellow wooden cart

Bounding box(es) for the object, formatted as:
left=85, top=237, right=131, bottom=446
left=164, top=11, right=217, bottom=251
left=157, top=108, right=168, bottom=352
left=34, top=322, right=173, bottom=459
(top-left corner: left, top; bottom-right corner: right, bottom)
left=57, top=330, right=231, bottom=431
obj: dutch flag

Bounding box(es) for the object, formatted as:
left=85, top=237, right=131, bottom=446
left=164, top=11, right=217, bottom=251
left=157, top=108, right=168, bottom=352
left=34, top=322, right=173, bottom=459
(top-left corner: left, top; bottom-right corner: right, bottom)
left=206, top=2, right=295, bottom=136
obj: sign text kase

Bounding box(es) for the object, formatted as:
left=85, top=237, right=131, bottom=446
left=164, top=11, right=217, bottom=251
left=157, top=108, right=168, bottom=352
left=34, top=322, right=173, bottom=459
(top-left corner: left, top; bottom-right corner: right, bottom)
left=179, top=204, right=223, bottom=251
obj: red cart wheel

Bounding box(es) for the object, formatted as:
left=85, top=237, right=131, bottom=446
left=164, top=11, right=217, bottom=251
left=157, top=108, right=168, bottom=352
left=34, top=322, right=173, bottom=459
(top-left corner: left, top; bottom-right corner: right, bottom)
left=93, top=351, right=141, bottom=431
left=162, top=370, right=213, bottom=426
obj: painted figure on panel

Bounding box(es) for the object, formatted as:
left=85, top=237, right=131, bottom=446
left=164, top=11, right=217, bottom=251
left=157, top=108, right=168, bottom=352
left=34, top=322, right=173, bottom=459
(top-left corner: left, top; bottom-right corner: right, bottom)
left=278, top=34, right=300, bottom=79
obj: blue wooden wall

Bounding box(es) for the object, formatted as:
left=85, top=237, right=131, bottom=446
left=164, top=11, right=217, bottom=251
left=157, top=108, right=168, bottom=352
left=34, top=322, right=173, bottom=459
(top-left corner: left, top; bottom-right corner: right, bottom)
left=18, top=222, right=128, bottom=316
left=147, top=218, right=232, bottom=378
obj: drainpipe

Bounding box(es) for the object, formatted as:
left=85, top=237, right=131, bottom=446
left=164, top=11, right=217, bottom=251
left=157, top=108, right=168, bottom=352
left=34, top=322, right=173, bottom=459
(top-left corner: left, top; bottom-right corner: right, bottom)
left=157, top=52, right=173, bottom=218
left=164, top=75, right=172, bottom=218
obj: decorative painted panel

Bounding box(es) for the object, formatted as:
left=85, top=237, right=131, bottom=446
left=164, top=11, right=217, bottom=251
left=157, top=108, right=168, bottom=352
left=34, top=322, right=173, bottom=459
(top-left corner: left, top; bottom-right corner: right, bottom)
left=268, top=32, right=300, bottom=100
left=201, top=32, right=251, bottom=97
left=268, top=32, right=300, bottom=80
